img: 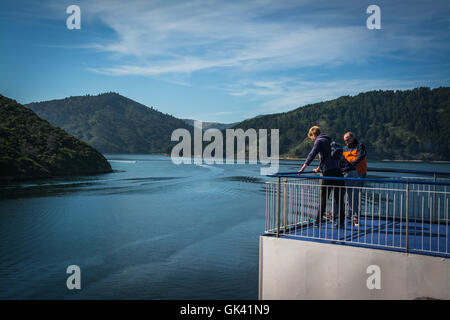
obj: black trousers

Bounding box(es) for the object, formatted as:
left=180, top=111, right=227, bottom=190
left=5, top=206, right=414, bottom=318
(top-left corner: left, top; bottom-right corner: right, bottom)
left=317, top=168, right=345, bottom=224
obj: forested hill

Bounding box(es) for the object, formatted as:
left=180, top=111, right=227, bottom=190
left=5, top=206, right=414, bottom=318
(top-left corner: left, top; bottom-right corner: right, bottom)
left=24, top=87, right=450, bottom=160
left=26, top=92, right=192, bottom=154
left=0, top=94, right=112, bottom=181
left=233, top=87, right=450, bottom=161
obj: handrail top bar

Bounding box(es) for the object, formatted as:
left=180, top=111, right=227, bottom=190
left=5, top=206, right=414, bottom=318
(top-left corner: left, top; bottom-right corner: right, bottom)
left=278, top=167, right=450, bottom=176
left=267, top=173, right=450, bottom=186
left=278, top=164, right=450, bottom=176
left=367, top=167, right=450, bottom=176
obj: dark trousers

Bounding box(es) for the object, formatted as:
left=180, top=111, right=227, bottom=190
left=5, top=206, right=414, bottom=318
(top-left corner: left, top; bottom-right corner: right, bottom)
left=317, top=168, right=345, bottom=225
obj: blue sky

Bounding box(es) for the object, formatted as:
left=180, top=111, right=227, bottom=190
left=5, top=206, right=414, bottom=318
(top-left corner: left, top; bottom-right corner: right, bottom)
left=1, top=0, right=449, bottom=123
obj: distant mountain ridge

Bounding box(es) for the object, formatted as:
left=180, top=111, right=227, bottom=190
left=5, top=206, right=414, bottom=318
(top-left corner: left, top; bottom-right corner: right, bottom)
left=0, top=94, right=112, bottom=181
left=182, top=119, right=236, bottom=130
left=27, top=92, right=192, bottom=154
left=25, top=87, right=450, bottom=161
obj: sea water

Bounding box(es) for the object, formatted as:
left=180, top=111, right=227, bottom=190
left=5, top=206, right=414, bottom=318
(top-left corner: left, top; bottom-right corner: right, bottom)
left=0, top=155, right=448, bottom=299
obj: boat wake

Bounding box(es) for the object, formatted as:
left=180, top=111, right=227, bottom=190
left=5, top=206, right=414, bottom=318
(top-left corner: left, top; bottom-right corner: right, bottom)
left=109, top=160, right=137, bottom=164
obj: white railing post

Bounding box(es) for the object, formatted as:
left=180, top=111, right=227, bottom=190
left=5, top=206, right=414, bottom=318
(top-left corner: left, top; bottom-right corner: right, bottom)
left=283, top=178, right=287, bottom=232
left=276, top=177, right=281, bottom=238
left=406, top=183, right=410, bottom=253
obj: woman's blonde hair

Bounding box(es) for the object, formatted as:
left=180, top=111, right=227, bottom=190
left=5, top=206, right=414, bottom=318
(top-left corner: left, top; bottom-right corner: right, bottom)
left=308, top=126, right=321, bottom=137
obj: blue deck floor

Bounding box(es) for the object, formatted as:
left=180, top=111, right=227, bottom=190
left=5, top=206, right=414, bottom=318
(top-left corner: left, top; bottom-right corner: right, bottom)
left=269, top=217, right=449, bottom=258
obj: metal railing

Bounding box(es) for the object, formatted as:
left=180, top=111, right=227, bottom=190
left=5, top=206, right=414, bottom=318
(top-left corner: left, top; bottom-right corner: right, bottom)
left=265, top=170, right=450, bottom=258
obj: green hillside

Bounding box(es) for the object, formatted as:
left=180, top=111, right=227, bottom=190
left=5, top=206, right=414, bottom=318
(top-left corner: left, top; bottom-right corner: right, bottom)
left=24, top=87, right=450, bottom=161
left=233, top=87, right=450, bottom=161
left=26, top=92, right=192, bottom=154
left=0, top=94, right=112, bottom=181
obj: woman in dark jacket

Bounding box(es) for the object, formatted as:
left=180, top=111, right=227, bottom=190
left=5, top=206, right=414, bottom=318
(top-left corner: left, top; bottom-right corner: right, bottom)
left=298, top=126, right=345, bottom=228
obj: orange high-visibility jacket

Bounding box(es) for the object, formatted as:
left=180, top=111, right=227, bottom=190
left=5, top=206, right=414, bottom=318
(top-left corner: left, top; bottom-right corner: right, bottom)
left=342, top=141, right=367, bottom=175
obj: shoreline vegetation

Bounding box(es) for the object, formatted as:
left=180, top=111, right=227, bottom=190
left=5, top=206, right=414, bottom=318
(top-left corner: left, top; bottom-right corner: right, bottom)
left=0, top=95, right=112, bottom=182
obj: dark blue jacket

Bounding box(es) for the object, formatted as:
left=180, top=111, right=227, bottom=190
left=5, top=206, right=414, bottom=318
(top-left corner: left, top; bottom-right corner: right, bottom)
left=303, top=134, right=340, bottom=173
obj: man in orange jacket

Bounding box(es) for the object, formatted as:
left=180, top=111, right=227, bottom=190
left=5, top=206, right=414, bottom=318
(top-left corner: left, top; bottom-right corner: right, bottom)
left=340, top=132, right=367, bottom=226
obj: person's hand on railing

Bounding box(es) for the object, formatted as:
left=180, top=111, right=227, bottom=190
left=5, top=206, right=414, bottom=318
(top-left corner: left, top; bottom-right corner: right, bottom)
left=313, top=167, right=320, bottom=175
left=298, top=164, right=307, bottom=175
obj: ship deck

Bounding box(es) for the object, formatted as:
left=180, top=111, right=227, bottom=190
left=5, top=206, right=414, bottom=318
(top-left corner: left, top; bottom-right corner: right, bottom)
left=265, top=217, right=449, bottom=258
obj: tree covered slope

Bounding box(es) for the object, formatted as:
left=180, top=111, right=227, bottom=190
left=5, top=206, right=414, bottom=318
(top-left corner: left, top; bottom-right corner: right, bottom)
left=0, top=94, right=112, bottom=181
left=233, top=87, right=450, bottom=160
left=26, top=92, right=192, bottom=154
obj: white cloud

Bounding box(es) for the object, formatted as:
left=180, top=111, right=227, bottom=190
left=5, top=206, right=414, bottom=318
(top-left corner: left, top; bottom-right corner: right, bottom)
left=77, top=0, right=442, bottom=77
left=37, top=0, right=450, bottom=121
